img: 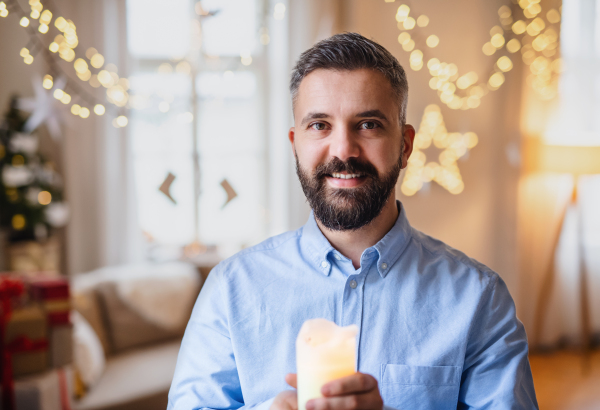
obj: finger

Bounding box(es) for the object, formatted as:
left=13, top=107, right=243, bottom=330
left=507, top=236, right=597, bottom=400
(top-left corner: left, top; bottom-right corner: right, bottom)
left=307, top=393, right=379, bottom=410
left=272, top=391, right=298, bottom=410
left=321, top=373, right=377, bottom=396
left=286, top=373, right=298, bottom=389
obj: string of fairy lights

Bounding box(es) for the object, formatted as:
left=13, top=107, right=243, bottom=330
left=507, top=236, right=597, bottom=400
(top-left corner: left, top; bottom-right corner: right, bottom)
left=0, top=0, right=129, bottom=128
left=388, top=0, right=563, bottom=111
left=389, top=0, right=563, bottom=196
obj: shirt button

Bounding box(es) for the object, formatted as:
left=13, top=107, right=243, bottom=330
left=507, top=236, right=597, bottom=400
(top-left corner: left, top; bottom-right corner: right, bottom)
left=321, top=261, right=329, bottom=269
left=334, top=254, right=341, bottom=260
left=381, top=263, right=388, bottom=270
left=350, top=280, right=357, bottom=289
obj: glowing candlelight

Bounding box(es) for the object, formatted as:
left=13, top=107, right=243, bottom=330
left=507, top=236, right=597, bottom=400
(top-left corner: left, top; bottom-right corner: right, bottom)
left=296, top=319, right=358, bottom=410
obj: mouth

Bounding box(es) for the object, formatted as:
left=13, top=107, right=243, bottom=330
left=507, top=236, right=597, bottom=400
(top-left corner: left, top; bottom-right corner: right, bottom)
left=329, top=172, right=366, bottom=180
left=325, top=172, right=368, bottom=188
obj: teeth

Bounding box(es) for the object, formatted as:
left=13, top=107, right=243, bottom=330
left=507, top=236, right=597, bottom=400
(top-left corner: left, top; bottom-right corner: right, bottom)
left=331, top=173, right=363, bottom=179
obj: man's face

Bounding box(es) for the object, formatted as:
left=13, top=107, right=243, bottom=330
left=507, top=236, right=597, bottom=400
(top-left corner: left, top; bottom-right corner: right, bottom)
left=289, top=68, right=415, bottom=231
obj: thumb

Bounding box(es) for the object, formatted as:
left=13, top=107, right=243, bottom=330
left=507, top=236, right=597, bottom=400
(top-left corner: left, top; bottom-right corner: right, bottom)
left=285, top=373, right=297, bottom=389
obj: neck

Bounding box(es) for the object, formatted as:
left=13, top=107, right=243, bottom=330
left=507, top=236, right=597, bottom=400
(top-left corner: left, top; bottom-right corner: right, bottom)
left=316, top=197, right=399, bottom=269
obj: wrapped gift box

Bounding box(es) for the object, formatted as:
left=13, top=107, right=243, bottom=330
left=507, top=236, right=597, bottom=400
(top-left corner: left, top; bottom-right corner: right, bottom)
left=4, top=305, right=49, bottom=377
left=27, top=277, right=73, bottom=368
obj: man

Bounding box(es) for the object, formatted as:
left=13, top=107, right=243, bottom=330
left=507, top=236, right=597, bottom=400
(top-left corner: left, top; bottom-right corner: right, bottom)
left=168, top=33, right=538, bottom=410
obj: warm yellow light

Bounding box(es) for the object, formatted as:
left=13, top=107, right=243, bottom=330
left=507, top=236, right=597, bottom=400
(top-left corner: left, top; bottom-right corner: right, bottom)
left=409, top=49, right=423, bottom=63
left=77, top=70, right=91, bottom=81
left=94, top=104, right=105, bottom=115
left=12, top=214, right=26, bottom=230
left=71, top=104, right=81, bottom=115
left=0, top=9, right=8, bottom=17
left=20, top=47, right=30, bottom=57
left=498, top=5, right=512, bottom=18
left=176, top=61, right=191, bottom=75
left=482, top=42, right=496, bottom=56
left=60, top=93, right=71, bottom=104
left=0, top=2, right=6, bottom=11
left=402, top=39, right=415, bottom=52
left=38, top=191, right=52, bottom=205
left=38, top=23, right=49, bottom=33
left=512, top=20, right=527, bottom=35
left=506, top=39, right=521, bottom=53
left=85, top=47, right=97, bottom=59
left=42, top=74, right=53, bottom=89
left=79, top=107, right=90, bottom=118
left=416, top=15, right=429, bottom=27
left=12, top=154, right=25, bottom=166
left=241, top=55, right=252, bottom=66
left=426, top=35, right=439, bottom=48
left=20, top=17, right=30, bottom=27
left=397, top=32, right=411, bottom=45
left=97, top=70, right=113, bottom=86
left=497, top=56, right=513, bottom=72
left=90, top=53, right=104, bottom=68
left=30, top=9, right=40, bottom=19
left=403, top=16, right=415, bottom=30
left=74, top=58, right=88, bottom=73
left=53, top=89, right=64, bottom=99
left=547, top=9, right=561, bottom=24
left=410, top=61, right=423, bottom=71
left=396, top=4, right=410, bottom=22
left=40, top=9, right=52, bottom=24
left=488, top=72, right=505, bottom=88
left=54, top=16, right=67, bottom=30
left=490, top=33, right=505, bottom=48
left=49, top=42, right=59, bottom=53
left=116, top=115, right=128, bottom=127
left=24, top=55, right=34, bottom=64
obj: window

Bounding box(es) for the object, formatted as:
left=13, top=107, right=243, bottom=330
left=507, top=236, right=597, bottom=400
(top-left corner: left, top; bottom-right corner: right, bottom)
left=126, top=0, right=270, bottom=252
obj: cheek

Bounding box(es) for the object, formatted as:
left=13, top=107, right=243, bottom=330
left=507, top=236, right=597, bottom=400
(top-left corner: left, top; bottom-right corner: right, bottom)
left=294, top=138, right=329, bottom=169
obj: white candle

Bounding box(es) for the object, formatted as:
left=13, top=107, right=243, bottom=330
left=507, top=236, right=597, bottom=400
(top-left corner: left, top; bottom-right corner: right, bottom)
left=296, top=319, right=358, bottom=410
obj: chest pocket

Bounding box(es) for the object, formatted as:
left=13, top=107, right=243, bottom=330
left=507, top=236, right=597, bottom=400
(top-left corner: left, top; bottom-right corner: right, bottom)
left=380, top=364, right=461, bottom=410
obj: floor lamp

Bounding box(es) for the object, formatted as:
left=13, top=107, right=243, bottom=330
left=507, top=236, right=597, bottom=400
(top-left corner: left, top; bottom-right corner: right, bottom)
left=530, top=143, right=600, bottom=373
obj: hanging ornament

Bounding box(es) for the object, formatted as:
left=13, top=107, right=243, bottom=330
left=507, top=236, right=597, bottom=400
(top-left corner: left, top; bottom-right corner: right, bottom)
left=400, top=104, right=478, bottom=196
left=17, top=76, right=68, bottom=139
left=220, top=178, right=237, bottom=208
left=158, top=172, right=177, bottom=204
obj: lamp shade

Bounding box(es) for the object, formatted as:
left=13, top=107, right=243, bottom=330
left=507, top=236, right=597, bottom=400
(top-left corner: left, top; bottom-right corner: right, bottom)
left=523, top=138, right=600, bottom=176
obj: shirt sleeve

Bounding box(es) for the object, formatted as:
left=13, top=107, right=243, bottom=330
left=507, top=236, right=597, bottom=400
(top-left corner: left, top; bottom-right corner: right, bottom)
left=167, top=267, right=275, bottom=410
left=458, top=274, right=539, bottom=409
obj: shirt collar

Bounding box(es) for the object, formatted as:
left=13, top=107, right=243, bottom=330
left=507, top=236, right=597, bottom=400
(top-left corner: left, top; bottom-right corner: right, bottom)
left=300, top=200, right=413, bottom=278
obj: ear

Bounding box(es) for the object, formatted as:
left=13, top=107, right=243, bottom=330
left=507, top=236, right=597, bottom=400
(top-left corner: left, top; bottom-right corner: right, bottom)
left=288, top=127, right=296, bottom=156
left=401, top=124, right=416, bottom=169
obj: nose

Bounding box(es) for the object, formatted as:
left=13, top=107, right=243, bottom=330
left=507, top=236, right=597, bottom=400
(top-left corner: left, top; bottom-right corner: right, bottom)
left=329, top=126, right=360, bottom=162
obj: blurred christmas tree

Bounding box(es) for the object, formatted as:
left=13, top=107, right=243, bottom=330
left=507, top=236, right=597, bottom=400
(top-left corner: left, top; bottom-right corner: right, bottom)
left=0, top=96, right=67, bottom=243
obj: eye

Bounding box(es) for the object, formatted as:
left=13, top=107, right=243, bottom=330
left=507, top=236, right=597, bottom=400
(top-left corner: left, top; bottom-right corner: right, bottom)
left=360, top=121, right=379, bottom=130
left=310, top=122, right=327, bottom=131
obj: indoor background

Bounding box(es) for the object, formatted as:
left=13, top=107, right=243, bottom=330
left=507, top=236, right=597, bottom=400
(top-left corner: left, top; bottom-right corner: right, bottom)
left=0, top=0, right=599, bottom=409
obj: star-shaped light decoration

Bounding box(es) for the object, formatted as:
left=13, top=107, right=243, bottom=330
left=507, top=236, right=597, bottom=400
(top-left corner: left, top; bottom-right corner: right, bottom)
left=17, top=76, right=68, bottom=140
left=400, top=104, right=478, bottom=196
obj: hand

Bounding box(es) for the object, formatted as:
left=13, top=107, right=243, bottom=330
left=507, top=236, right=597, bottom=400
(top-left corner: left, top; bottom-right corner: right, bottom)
left=286, top=373, right=383, bottom=410
left=270, top=374, right=299, bottom=410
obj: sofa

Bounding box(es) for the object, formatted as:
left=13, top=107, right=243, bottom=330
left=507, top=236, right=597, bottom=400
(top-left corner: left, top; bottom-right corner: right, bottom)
left=70, top=262, right=210, bottom=410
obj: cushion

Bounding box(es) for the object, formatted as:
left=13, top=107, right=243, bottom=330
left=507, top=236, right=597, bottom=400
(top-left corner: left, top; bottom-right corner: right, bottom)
left=74, top=341, right=180, bottom=410
left=72, top=289, right=112, bottom=355
left=96, top=282, right=184, bottom=352
left=72, top=311, right=106, bottom=388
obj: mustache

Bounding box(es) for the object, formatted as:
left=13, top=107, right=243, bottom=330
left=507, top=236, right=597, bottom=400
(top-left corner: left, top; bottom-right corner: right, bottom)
left=314, top=157, right=379, bottom=179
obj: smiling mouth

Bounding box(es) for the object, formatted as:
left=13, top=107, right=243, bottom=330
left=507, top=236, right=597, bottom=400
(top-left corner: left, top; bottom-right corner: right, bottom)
left=329, top=173, right=366, bottom=179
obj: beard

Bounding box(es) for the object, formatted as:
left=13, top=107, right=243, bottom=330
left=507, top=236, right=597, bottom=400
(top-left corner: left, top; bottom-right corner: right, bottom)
left=295, top=153, right=403, bottom=232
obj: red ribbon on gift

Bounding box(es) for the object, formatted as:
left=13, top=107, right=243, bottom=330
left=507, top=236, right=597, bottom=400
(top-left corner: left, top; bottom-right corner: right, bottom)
left=0, top=277, right=26, bottom=410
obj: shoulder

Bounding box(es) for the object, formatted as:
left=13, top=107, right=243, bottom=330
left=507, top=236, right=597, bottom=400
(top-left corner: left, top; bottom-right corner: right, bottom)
left=210, top=228, right=303, bottom=281
left=408, top=227, right=499, bottom=288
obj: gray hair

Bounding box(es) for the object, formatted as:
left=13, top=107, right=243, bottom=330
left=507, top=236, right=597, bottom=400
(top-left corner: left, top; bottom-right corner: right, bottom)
left=290, top=32, right=409, bottom=125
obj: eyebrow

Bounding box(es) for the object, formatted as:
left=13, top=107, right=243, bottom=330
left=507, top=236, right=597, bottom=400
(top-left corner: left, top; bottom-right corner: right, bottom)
left=300, top=109, right=389, bottom=127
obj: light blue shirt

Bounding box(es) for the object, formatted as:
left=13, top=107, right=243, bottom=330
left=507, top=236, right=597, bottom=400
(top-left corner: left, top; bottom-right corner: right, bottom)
left=168, top=202, right=538, bottom=410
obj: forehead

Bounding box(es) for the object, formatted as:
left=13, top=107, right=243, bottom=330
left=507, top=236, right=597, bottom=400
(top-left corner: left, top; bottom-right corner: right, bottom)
left=294, top=68, right=399, bottom=118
